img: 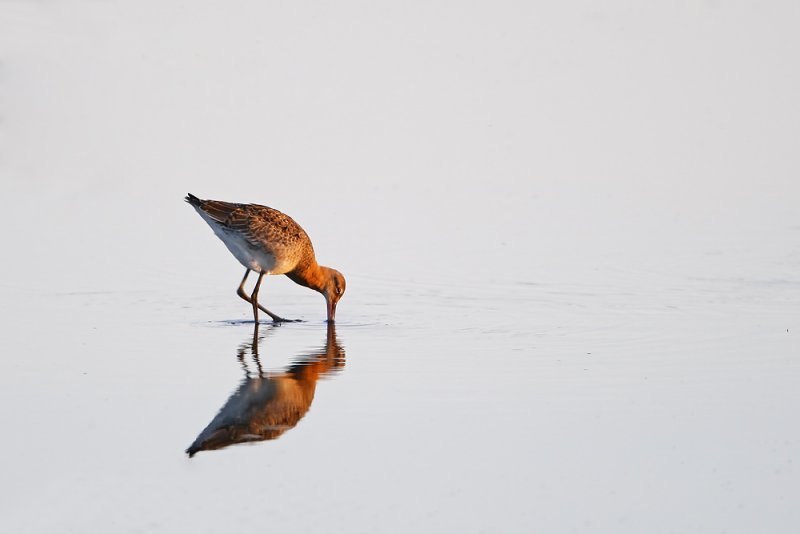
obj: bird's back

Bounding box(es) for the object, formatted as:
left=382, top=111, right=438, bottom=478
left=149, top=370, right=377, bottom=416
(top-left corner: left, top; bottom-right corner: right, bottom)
left=186, top=194, right=316, bottom=274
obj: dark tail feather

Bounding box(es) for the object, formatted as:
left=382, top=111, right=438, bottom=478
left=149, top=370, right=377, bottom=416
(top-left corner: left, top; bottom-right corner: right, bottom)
left=185, top=193, right=203, bottom=207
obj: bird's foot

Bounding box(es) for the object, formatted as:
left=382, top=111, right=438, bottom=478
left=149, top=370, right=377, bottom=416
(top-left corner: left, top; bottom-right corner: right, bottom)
left=270, top=316, right=302, bottom=323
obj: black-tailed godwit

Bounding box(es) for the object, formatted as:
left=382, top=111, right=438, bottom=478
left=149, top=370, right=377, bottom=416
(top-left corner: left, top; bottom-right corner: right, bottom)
left=186, top=193, right=346, bottom=323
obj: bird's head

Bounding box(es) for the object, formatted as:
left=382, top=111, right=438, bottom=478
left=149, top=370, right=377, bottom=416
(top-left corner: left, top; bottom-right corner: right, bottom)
left=321, top=268, right=346, bottom=323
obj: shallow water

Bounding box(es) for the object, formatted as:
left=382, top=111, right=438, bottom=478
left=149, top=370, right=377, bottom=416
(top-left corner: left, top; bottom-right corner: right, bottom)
left=2, top=1, right=800, bottom=532
left=2, top=238, right=798, bottom=532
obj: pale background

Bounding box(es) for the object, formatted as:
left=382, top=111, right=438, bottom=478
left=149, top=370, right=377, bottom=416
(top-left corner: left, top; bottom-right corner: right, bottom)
left=1, top=1, right=798, bottom=532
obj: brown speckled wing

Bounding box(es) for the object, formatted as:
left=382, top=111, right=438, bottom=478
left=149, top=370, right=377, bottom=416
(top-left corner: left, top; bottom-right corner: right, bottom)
left=241, top=205, right=310, bottom=249
left=197, top=199, right=315, bottom=265
left=197, top=199, right=244, bottom=224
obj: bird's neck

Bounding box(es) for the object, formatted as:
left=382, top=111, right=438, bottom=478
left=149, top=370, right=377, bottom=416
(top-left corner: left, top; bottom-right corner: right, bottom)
left=287, top=261, right=329, bottom=292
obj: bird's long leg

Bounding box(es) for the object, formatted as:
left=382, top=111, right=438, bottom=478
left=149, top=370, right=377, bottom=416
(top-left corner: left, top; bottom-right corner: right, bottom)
left=236, top=269, right=295, bottom=322
left=236, top=269, right=252, bottom=303
left=250, top=271, right=264, bottom=323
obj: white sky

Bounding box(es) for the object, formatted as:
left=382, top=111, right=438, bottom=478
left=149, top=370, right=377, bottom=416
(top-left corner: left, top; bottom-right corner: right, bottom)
left=0, top=0, right=798, bottom=288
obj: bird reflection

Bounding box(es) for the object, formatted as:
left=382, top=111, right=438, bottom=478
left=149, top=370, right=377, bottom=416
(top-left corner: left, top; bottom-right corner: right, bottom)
left=186, top=323, right=345, bottom=457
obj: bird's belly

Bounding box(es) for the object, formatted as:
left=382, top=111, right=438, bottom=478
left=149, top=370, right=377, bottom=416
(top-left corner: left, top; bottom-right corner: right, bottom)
left=228, top=241, right=276, bottom=273
left=213, top=226, right=293, bottom=274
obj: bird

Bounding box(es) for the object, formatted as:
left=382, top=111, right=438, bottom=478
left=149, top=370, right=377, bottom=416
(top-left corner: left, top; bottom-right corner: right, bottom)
left=185, top=193, right=346, bottom=323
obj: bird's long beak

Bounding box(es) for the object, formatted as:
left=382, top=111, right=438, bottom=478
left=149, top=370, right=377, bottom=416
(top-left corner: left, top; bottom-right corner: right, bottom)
left=326, top=298, right=337, bottom=323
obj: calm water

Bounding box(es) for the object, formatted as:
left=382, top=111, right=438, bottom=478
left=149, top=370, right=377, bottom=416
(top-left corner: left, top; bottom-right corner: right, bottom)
left=2, top=198, right=798, bottom=532
left=2, top=1, right=800, bottom=532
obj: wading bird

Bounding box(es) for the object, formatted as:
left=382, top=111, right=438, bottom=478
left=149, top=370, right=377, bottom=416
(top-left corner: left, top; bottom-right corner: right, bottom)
left=186, top=193, right=346, bottom=322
